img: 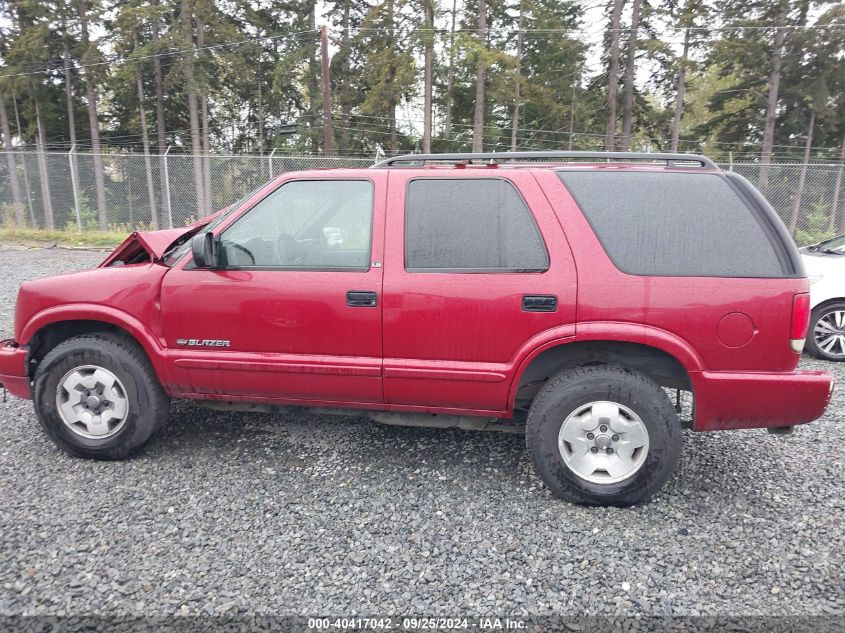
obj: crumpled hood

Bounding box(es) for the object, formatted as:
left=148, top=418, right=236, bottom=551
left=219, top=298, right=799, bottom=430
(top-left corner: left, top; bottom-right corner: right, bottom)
left=100, top=227, right=196, bottom=267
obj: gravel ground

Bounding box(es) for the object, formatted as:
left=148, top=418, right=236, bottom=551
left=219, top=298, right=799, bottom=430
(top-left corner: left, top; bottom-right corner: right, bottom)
left=0, top=246, right=843, bottom=619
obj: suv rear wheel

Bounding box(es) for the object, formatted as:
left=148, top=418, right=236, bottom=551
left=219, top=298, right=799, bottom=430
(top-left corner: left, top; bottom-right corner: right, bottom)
left=526, top=365, right=682, bottom=506
left=806, top=301, right=845, bottom=361
left=33, top=333, right=170, bottom=460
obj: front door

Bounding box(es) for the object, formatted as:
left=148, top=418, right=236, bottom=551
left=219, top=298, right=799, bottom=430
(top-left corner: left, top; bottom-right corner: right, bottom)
left=160, top=174, right=386, bottom=404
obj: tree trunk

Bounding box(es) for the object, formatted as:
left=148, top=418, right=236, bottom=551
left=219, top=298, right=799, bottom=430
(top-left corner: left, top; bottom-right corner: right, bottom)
left=604, top=0, right=624, bottom=151
left=0, top=91, right=25, bottom=226
left=568, top=68, right=578, bottom=150
left=196, top=13, right=212, bottom=211
left=788, top=111, right=815, bottom=235
left=152, top=4, right=168, bottom=226
left=181, top=0, right=206, bottom=216
left=134, top=30, right=159, bottom=229
left=510, top=0, right=524, bottom=152
left=62, top=44, right=77, bottom=148
left=320, top=25, right=333, bottom=154
left=34, top=101, right=54, bottom=230
left=307, top=2, right=320, bottom=152
left=670, top=27, right=690, bottom=152
left=422, top=0, right=434, bottom=153
left=620, top=0, right=642, bottom=151
left=828, top=133, right=845, bottom=233
left=62, top=38, right=82, bottom=230
left=61, top=0, right=77, bottom=154
left=760, top=1, right=788, bottom=187
left=201, top=98, right=211, bottom=211
left=339, top=1, right=351, bottom=149
left=472, top=0, right=487, bottom=152
left=257, top=59, right=264, bottom=156
left=12, top=93, right=37, bottom=227
left=387, top=0, right=397, bottom=153
left=79, top=0, right=108, bottom=229
left=443, top=0, right=457, bottom=141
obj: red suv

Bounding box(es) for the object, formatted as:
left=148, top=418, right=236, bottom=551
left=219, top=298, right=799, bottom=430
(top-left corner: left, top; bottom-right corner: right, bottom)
left=0, top=152, right=833, bottom=506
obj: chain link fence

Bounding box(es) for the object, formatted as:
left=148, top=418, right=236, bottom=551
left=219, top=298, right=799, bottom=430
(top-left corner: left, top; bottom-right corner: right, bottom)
left=0, top=149, right=843, bottom=246
left=0, top=151, right=373, bottom=234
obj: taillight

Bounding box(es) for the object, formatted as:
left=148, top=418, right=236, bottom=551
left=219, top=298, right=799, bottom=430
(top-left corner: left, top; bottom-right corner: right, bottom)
left=790, top=293, right=810, bottom=353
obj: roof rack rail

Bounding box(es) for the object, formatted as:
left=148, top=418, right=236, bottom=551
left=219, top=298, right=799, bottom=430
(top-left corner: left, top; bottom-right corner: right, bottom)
left=370, top=151, right=719, bottom=170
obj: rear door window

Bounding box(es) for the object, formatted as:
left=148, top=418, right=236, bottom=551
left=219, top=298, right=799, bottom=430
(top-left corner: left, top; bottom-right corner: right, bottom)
left=557, top=171, right=785, bottom=277
left=404, top=178, right=549, bottom=272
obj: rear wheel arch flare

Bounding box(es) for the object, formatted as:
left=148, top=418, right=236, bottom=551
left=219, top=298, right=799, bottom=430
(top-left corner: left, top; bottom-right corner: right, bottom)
left=512, top=340, right=693, bottom=409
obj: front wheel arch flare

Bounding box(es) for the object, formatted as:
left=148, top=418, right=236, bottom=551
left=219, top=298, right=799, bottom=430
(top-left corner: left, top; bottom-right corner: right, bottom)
left=23, top=314, right=166, bottom=382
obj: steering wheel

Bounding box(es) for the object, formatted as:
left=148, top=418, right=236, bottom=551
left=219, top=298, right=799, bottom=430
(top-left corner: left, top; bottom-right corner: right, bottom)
left=222, top=241, right=255, bottom=266
left=275, top=234, right=303, bottom=266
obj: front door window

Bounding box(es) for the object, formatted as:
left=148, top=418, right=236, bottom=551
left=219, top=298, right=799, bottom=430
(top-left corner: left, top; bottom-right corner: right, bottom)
left=218, top=179, right=374, bottom=270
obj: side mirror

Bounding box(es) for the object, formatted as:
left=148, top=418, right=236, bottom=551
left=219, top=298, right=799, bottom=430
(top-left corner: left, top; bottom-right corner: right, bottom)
left=191, top=232, right=217, bottom=268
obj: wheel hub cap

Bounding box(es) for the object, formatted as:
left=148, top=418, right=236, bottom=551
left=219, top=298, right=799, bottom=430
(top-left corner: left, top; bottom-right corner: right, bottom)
left=557, top=400, right=650, bottom=484
left=55, top=365, right=129, bottom=439
left=85, top=395, right=102, bottom=409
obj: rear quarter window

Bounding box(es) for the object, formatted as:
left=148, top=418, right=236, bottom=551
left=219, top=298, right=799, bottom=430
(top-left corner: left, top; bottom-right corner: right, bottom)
left=557, top=171, right=786, bottom=277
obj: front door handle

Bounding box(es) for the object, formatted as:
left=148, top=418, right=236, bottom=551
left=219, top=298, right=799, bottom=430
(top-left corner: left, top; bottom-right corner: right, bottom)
left=347, top=291, right=378, bottom=307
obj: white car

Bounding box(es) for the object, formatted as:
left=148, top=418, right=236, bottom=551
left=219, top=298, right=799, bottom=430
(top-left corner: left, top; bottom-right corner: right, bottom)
left=801, top=235, right=845, bottom=361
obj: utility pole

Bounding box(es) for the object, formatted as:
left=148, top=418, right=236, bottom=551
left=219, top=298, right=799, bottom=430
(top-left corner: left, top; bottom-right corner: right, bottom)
left=320, top=25, right=334, bottom=155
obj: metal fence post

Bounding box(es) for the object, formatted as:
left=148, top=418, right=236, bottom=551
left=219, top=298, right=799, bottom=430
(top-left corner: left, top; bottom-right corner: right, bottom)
left=163, top=145, right=173, bottom=228
left=268, top=148, right=277, bottom=179
left=68, top=145, right=82, bottom=232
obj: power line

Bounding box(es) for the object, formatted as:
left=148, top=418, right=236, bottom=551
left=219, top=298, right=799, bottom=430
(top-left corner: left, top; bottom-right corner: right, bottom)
left=2, top=16, right=841, bottom=80
left=0, top=29, right=320, bottom=80
left=342, top=113, right=844, bottom=153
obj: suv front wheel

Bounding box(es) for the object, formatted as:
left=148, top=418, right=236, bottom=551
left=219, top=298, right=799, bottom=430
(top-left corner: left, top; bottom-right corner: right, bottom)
left=526, top=365, right=682, bottom=506
left=33, top=333, right=170, bottom=460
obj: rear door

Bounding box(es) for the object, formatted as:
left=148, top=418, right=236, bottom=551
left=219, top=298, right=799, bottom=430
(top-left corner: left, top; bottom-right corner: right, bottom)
left=160, top=173, right=386, bottom=403
left=381, top=170, right=577, bottom=413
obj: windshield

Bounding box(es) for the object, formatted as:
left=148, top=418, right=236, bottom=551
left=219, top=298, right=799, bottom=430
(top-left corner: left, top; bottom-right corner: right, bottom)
left=808, top=234, right=845, bottom=254
left=162, top=182, right=270, bottom=265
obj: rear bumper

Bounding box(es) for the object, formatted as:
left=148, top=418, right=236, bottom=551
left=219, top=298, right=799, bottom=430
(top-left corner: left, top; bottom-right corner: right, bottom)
left=0, top=339, right=31, bottom=400
left=692, top=369, right=833, bottom=431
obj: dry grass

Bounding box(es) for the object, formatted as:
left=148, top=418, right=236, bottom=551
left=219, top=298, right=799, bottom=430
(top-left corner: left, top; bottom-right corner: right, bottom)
left=0, top=227, right=128, bottom=248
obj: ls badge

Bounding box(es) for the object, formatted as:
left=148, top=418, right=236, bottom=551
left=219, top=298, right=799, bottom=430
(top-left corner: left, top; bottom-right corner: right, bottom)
left=176, top=338, right=231, bottom=348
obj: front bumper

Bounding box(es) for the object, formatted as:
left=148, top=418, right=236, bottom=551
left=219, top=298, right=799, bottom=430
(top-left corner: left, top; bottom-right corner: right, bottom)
left=0, top=339, right=31, bottom=400
left=692, top=369, right=833, bottom=431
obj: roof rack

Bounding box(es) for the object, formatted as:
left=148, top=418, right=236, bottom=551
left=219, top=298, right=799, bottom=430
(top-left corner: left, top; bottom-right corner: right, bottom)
left=370, top=151, right=719, bottom=170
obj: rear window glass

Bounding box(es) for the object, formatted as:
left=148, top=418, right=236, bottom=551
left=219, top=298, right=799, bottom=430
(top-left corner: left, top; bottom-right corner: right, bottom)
left=557, top=171, right=784, bottom=277
left=405, top=178, right=549, bottom=272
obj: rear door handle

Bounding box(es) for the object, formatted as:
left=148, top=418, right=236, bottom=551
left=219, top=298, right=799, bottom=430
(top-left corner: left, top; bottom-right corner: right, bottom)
left=522, top=294, right=557, bottom=312
left=347, top=291, right=378, bottom=307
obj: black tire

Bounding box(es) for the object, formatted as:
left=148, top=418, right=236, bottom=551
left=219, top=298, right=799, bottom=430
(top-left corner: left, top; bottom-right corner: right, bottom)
left=33, top=333, right=170, bottom=460
left=526, top=365, right=681, bottom=507
left=805, top=301, right=845, bottom=362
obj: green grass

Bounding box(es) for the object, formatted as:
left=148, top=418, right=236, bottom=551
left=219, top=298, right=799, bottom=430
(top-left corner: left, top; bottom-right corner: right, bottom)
left=0, top=227, right=129, bottom=248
